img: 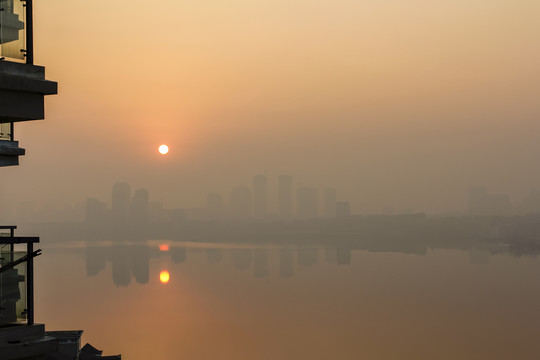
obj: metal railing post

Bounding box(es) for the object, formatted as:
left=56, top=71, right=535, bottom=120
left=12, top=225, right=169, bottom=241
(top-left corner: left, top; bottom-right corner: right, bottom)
left=25, top=0, right=34, bottom=65
left=27, top=241, right=34, bottom=325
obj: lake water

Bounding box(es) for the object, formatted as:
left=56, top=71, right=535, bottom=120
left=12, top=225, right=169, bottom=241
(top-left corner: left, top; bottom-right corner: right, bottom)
left=34, top=240, right=540, bottom=360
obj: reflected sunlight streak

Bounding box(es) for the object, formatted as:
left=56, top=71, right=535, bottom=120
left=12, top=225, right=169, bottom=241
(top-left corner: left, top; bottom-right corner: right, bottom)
left=159, top=270, right=170, bottom=284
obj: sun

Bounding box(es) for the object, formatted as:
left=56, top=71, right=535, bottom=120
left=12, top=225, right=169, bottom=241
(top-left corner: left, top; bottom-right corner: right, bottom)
left=159, top=270, right=170, bottom=284
left=158, top=144, right=169, bottom=155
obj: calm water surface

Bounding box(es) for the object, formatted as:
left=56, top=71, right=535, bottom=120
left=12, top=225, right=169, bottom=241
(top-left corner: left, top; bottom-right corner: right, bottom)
left=34, top=241, right=540, bottom=360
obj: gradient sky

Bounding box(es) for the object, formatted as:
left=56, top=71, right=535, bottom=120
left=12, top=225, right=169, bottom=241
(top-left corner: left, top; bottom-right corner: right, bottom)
left=2, top=0, right=540, bottom=213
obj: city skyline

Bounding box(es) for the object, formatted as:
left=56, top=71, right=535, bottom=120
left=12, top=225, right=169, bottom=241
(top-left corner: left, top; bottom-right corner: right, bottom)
left=0, top=0, right=539, bottom=215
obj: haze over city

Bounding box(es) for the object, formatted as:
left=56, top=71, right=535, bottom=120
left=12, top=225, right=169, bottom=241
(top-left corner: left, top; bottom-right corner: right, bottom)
left=1, top=0, right=540, bottom=215
left=3, top=1, right=540, bottom=359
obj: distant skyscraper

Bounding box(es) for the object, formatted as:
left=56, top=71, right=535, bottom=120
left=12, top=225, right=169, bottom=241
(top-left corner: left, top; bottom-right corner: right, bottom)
left=130, top=188, right=149, bottom=223
left=323, top=187, right=337, bottom=217
left=112, top=182, right=131, bottom=223
left=253, top=174, right=268, bottom=217
left=230, top=185, right=252, bottom=218
left=278, top=175, right=293, bottom=217
left=336, top=202, right=351, bottom=218
left=206, top=192, right=224, bottom=219
left=297, top=186, right=318, bottom=218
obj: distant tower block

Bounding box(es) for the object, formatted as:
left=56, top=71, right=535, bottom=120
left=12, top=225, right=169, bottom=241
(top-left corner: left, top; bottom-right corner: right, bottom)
left=297, top=186, right=318, bottom=218
left=112, top=182, right=131, bottom=223
left=323, top=187, right=337, bottom=217
left=253, top=174, right=268, bottom=217
left=278, top=175, right=293, bottom=218
left=336, top=202, right=351, bottom=218
left=131, top=188, right=150, bottom=223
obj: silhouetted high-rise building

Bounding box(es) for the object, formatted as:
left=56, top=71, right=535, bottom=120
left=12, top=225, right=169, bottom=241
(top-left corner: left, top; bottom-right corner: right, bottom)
left=297, top=186, right=318, bottom=218
left=230, top=185, right=252, bottom=218
left=253, top=174, right=268, bottom=217
left=336, top=201, right=351, bottom=218
left=206, top=192, right=224, bottom=219
left=111, top=246, right=131, bottom=287
left=112, top=182, right=131, bottom=223
left=323, top=187, right=337, bottom=217
left=130, top=188, right=149, bottom=224
left=278, top=175, right=293, bottom=218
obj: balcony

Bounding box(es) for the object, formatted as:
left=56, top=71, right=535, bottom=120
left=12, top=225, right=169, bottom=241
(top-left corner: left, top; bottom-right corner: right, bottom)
left=0, top=0, right=26, bottom=62
left=0, top=225, right=39, bottom=327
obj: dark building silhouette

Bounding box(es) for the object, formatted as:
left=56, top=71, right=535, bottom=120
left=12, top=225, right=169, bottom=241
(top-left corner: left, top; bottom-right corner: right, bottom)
left=111, top=246, right=131, bottom=287
left=323, top=187, right=337, bottom=217
left=278, top=175, right=293, bottom=218
left=230, top=185, right=252, bottom=218
left=130, top=188, right=149, bottom=224
left=336, top=202, right=351, bottom=218
left=297, top=186, right=318, bottom=218
left=0, top=4, right=120, bottom=358
left=253, top=174, right=268, bottom=217
left=206, top=192, right=224, bottom=219
left=112, top=182, right=131, bottom=223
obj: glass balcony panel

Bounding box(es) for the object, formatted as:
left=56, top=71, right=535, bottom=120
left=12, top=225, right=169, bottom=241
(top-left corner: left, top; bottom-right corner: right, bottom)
left=0, top=0, right=26, bottom=61
left=0, top=123, right=12, bottom=140
left=0, top=250, right=28, bottom=325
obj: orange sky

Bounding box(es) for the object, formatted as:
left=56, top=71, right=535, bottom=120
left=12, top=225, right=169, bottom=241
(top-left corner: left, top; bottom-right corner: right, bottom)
left=2, top=0, right=540, bottom=213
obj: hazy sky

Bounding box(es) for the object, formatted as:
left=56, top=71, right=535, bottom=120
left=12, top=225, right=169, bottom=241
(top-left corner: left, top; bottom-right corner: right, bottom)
left=3, top=0, right=540, bottom=213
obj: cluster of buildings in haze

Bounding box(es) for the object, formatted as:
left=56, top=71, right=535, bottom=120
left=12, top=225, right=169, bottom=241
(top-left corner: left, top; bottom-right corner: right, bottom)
left=467, top=186, right=540, bottom=216
left=84, top=175, right=352, bottom=225
left=6, top=180, right=540, bottom=225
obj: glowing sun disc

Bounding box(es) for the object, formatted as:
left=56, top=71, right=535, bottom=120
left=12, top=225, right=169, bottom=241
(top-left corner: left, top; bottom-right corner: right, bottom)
left=159, top=144, right=169, bottom=155
left=159, top=244, right=170, bottom=252
left=159, top=270, right=170, bottom=284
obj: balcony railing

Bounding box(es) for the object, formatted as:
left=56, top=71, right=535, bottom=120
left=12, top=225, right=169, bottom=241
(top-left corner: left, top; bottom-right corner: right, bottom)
left=0, top=225, right=40, bottom=326
left=0, top=0, right=26, bottom=62
left=0, top=122, right=13, bottom=140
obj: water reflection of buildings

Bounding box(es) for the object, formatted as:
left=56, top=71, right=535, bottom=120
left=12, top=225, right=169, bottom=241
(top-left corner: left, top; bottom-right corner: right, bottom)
left=84, top=244, right=354, bottom=286
left=87, top=245, right=150, bottom=287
